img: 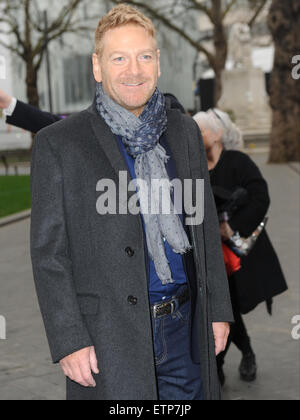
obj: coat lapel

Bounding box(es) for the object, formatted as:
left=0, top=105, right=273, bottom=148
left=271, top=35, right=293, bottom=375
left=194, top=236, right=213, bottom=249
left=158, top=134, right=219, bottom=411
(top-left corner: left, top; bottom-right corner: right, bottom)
left=164, top=109, right=193, bottom=183
left=86, top=100, right=144, bottom=238
left=87, top=100, right=130, bottom=180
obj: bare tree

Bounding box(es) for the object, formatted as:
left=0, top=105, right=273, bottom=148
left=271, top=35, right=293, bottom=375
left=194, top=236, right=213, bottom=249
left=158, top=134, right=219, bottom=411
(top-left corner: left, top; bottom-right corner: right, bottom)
left=268, top=0, right=300, bottom=163
left=109, top=0, right=268, bottom=105
left=0, top=0, right=98, bottom=108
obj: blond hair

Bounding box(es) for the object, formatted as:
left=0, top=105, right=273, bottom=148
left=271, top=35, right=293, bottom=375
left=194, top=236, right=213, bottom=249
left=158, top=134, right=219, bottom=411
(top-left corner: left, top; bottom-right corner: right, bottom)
left=94, top=4, right=157, bottom=57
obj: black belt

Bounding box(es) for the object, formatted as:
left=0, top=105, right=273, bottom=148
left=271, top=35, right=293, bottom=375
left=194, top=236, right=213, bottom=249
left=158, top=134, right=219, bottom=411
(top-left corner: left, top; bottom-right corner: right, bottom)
left=151, top=287, right=190, bottom=319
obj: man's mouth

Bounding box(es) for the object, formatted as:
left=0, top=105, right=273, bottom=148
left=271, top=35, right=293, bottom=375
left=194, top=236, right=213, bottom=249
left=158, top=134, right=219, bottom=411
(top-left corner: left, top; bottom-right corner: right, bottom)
left=122, top=82, right=144, bottom=87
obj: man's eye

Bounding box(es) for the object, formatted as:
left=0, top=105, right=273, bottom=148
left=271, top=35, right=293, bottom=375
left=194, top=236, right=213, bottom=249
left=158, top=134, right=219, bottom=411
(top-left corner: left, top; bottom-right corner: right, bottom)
left=113, top=57, right=124, bottom=63
left=140, top=55, right=152, bottom=61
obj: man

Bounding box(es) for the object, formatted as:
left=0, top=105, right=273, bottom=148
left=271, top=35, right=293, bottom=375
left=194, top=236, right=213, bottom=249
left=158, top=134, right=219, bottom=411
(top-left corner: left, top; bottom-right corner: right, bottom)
left=30, top=4, right=233, bottom=400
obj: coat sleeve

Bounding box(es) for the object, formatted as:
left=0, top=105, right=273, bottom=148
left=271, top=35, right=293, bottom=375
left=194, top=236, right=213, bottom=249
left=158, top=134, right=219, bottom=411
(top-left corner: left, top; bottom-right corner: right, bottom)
left=196, top=125, right=234, bottom=323
left=228, top=152, right=270, bottom=238
left=6, top=100, right=61, bottom=134
left=30, top=131, right=94, bottom=363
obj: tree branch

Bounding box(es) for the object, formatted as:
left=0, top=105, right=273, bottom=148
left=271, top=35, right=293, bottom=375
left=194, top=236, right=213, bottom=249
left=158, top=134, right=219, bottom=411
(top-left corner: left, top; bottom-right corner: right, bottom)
left=110, top=0, right=215, bottom=63
left=222, top=0, right=238, bottom=18
left=248, top=0, right=268, bottom=28
left=33, top=49, right=45, bottom=72
left=0, top=39, right=23, bottom=58
left=46, top=0, right=83, bottom=35
left=188, top=0, right=214, bottom=21
left=0, top=14, right=26, bottom=51
left=32, top=1, right=82, bottom=59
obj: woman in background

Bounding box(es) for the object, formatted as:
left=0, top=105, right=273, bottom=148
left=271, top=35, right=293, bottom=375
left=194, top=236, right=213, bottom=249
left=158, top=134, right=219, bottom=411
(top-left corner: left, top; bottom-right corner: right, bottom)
left=193, top=109, right=288, bottom=386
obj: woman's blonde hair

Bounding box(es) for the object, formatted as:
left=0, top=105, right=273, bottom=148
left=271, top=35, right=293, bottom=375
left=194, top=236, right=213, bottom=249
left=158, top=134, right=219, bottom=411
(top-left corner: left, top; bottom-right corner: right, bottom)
left=94, top=4, right=157, bottom=57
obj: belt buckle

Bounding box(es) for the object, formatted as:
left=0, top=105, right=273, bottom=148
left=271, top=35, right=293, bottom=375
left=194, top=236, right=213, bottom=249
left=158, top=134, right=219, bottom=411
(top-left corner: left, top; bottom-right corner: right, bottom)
left=169, top=300, right=176, bottom=315
left=153, top=300, right=176, bottom=318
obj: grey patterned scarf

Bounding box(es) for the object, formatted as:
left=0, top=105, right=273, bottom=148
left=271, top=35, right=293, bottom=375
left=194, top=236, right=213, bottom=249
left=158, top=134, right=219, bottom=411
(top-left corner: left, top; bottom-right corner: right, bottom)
left=95, top=83, right=191, bottom=285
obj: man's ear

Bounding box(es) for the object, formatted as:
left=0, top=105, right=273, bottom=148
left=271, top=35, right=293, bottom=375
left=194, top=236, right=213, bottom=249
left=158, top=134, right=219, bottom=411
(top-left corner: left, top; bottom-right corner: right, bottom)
left=157, top=49, right=161, bottom=79
left=92, top=53, right=102, bottom=83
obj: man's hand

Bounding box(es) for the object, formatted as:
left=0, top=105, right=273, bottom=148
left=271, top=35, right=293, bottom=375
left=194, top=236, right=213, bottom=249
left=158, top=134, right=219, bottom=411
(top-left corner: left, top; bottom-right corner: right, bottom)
left=0, top=89, right=12, bottom=109
left=60, top=346, right=99, bottom=387
left=212, top=322, right=230, bottom=356
left=220, top=222, right=234, bottom=241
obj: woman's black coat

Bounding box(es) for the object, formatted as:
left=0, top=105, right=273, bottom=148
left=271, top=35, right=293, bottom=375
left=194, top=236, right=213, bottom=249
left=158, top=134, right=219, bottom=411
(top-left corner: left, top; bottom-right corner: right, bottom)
left=210, top=149, right=288, bottom=315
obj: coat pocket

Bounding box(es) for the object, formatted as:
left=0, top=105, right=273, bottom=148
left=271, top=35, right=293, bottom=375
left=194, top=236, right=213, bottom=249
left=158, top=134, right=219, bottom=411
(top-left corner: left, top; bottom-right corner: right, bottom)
left=77, top=294, right=100, bottom=315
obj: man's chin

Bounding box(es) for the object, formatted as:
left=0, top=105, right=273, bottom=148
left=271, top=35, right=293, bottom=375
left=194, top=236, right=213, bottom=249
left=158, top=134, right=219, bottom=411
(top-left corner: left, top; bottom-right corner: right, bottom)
left=119, top=100, right=148, bottom=116
left=118, top=88, right=156, bottom=109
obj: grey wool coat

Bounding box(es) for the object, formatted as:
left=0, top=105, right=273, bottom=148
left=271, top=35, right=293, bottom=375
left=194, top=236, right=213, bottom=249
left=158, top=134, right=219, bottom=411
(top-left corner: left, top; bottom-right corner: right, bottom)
left=30, top=100, right=234, bottom=401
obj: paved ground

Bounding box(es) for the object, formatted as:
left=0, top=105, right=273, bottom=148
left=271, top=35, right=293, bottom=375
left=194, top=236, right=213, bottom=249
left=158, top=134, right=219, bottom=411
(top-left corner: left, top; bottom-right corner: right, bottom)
left=0, top=151, right=299, bottom=400
left=0, top=166, right=30, bottom=176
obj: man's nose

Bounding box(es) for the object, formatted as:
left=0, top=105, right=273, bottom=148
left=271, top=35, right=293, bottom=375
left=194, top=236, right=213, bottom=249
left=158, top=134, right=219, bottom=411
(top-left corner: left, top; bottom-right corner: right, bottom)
left=127, top=58, right=141, bottom=76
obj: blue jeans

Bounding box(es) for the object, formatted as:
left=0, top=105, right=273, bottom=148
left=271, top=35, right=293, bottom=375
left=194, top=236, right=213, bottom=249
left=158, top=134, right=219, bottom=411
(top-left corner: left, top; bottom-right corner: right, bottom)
left=151, top=285, right=204, bottom=400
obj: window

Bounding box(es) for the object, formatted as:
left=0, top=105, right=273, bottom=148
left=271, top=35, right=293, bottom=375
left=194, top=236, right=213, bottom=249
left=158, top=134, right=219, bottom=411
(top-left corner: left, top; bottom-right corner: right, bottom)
left=63, top=55, right=95, bottom=105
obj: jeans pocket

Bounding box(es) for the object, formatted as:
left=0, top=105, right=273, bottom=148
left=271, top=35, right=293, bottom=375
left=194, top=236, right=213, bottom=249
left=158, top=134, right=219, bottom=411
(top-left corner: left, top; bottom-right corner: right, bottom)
left=153, top=318, right=168, bottom=366
left=174, top=299, right=190, bottom=324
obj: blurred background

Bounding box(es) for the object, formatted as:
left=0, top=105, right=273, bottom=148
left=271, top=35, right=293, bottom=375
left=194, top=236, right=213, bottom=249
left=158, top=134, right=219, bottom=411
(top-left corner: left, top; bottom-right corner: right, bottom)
left=0, top=0, right=299, bottom=400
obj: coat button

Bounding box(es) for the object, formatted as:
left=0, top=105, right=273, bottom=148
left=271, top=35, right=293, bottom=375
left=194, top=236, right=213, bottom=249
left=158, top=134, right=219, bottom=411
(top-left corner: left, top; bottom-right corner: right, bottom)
left=125, top=247, right=135, bottom=257
left=128, top=295, right=138, bottom=305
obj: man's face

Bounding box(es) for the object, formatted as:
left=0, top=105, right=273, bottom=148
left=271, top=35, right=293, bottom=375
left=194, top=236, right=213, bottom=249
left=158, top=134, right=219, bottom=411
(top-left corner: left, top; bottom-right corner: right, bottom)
left=93, top=24, right=161, bottom=117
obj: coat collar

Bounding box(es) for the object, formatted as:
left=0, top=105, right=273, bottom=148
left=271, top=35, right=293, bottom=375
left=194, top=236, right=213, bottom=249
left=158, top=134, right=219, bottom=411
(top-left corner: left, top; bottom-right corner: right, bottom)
left=86, top=98, right=191, bottom=183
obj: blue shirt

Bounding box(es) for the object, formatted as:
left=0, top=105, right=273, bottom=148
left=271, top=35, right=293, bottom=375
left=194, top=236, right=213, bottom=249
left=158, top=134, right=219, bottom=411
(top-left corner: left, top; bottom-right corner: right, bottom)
left=116, top=135, right=188, bottom=304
